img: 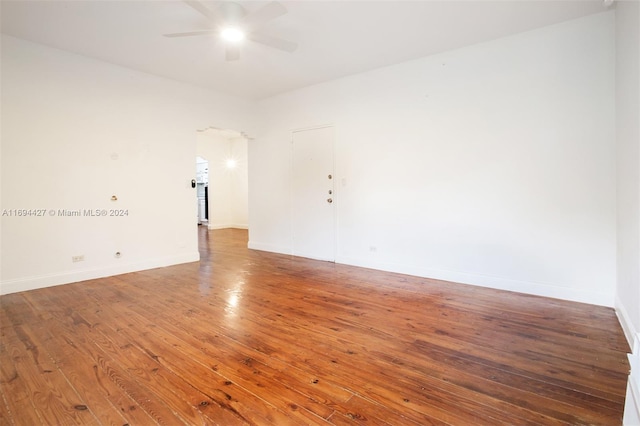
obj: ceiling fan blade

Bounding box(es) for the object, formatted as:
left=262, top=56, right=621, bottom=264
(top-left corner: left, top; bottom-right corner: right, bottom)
left=183, top=0, right=222, bottom=25
left=225, top=45, right=240, bottom=61
left=241, top=1, right=287, bottom=29
left=248, top=32, right=298, bottom=53
left=163, top=30, right=218, bottom=38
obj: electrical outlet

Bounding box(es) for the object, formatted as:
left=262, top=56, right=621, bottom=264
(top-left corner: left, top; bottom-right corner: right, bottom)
left=72, top=255, right=84, bottom=263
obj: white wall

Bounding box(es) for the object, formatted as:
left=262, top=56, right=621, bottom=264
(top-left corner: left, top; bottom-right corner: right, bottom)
left=614, top=1, right=640, bottom=423
left=250, top=11, right=617, bottom=306
left=0, top=35, right=254, bottom=295
left=196, top=130, right=248, bottom=229
left=229, top=136, right=249, bottom=227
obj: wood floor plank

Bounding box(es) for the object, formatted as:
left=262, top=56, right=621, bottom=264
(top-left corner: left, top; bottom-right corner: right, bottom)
left=237, top=276, right=628, bottom=396
left=11, top=299, right=146, bottom=425
left=1, top=322, right=98, bottom=425
left=27, top=324, right=146, bottom=426
left=116, top=280, right=475, bottom=424
left=7, top=295, right=135, bottom=426
left=328, top=395, right=425, bottom=426
left=20, top=293, right=184, bottom=425
left=76, top=292, right=309, bottom=425
left=112, top=277, right=356, bottom=405
left=26, top=289, right=257, bottom=426
left=84, top=318, right=241, bottom=425
left=139, top=286, right=544, bottom=426
left=155, top=266, right=616, bottom=418
left=232, top=259, right=629, bottom=401
left=0, top=227, right=630, bottom=425
left=1, top=333, right=45, bottom=426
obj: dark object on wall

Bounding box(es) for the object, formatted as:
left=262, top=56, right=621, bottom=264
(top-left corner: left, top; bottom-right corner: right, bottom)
left=205, top=186, right=209, bottom=220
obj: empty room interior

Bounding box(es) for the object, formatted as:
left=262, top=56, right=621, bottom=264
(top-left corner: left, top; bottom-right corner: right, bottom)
left=1, top=0, right=640, bottom=424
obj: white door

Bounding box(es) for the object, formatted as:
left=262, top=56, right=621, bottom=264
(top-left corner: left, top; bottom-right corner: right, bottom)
left=292, top=126, right=335, bottom=261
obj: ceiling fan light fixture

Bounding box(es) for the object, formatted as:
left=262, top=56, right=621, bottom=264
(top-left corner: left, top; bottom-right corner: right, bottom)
left=220, top=26, right=245, bottom=43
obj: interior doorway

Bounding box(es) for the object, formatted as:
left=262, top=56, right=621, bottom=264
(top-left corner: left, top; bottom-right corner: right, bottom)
left=196, top=128, right=249, bottom=230
left=196, top=156, right=209, bottom=225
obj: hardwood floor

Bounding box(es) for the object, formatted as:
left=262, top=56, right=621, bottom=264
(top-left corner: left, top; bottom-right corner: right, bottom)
left=0, top=227, right=631, bottom=425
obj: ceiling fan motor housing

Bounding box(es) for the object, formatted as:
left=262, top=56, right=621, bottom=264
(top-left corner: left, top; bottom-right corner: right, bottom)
left=220, top=2, right=246, bottom=24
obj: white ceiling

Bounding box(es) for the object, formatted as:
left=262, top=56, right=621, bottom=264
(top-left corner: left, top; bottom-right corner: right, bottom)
left=0, top=0, right=611, bottom=100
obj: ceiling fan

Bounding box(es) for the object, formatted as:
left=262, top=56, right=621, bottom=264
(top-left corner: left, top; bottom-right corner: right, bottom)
left=164, top=0, right=298, bottom=61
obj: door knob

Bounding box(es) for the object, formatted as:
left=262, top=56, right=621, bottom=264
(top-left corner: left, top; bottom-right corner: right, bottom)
left=327, top=198, right=333, bottom=204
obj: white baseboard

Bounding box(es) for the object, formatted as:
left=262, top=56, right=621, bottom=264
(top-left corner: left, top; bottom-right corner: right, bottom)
left=336, top=255, right=614, bottom=307
left=208, top=223, right=248, bottom=230
left=624, top=334, right=640, bottom=425
left=616, top=295, right=638, bottom=349
left=0, top=252, right=200, bottom=295
left=247, top=241, right=292, bottom=256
